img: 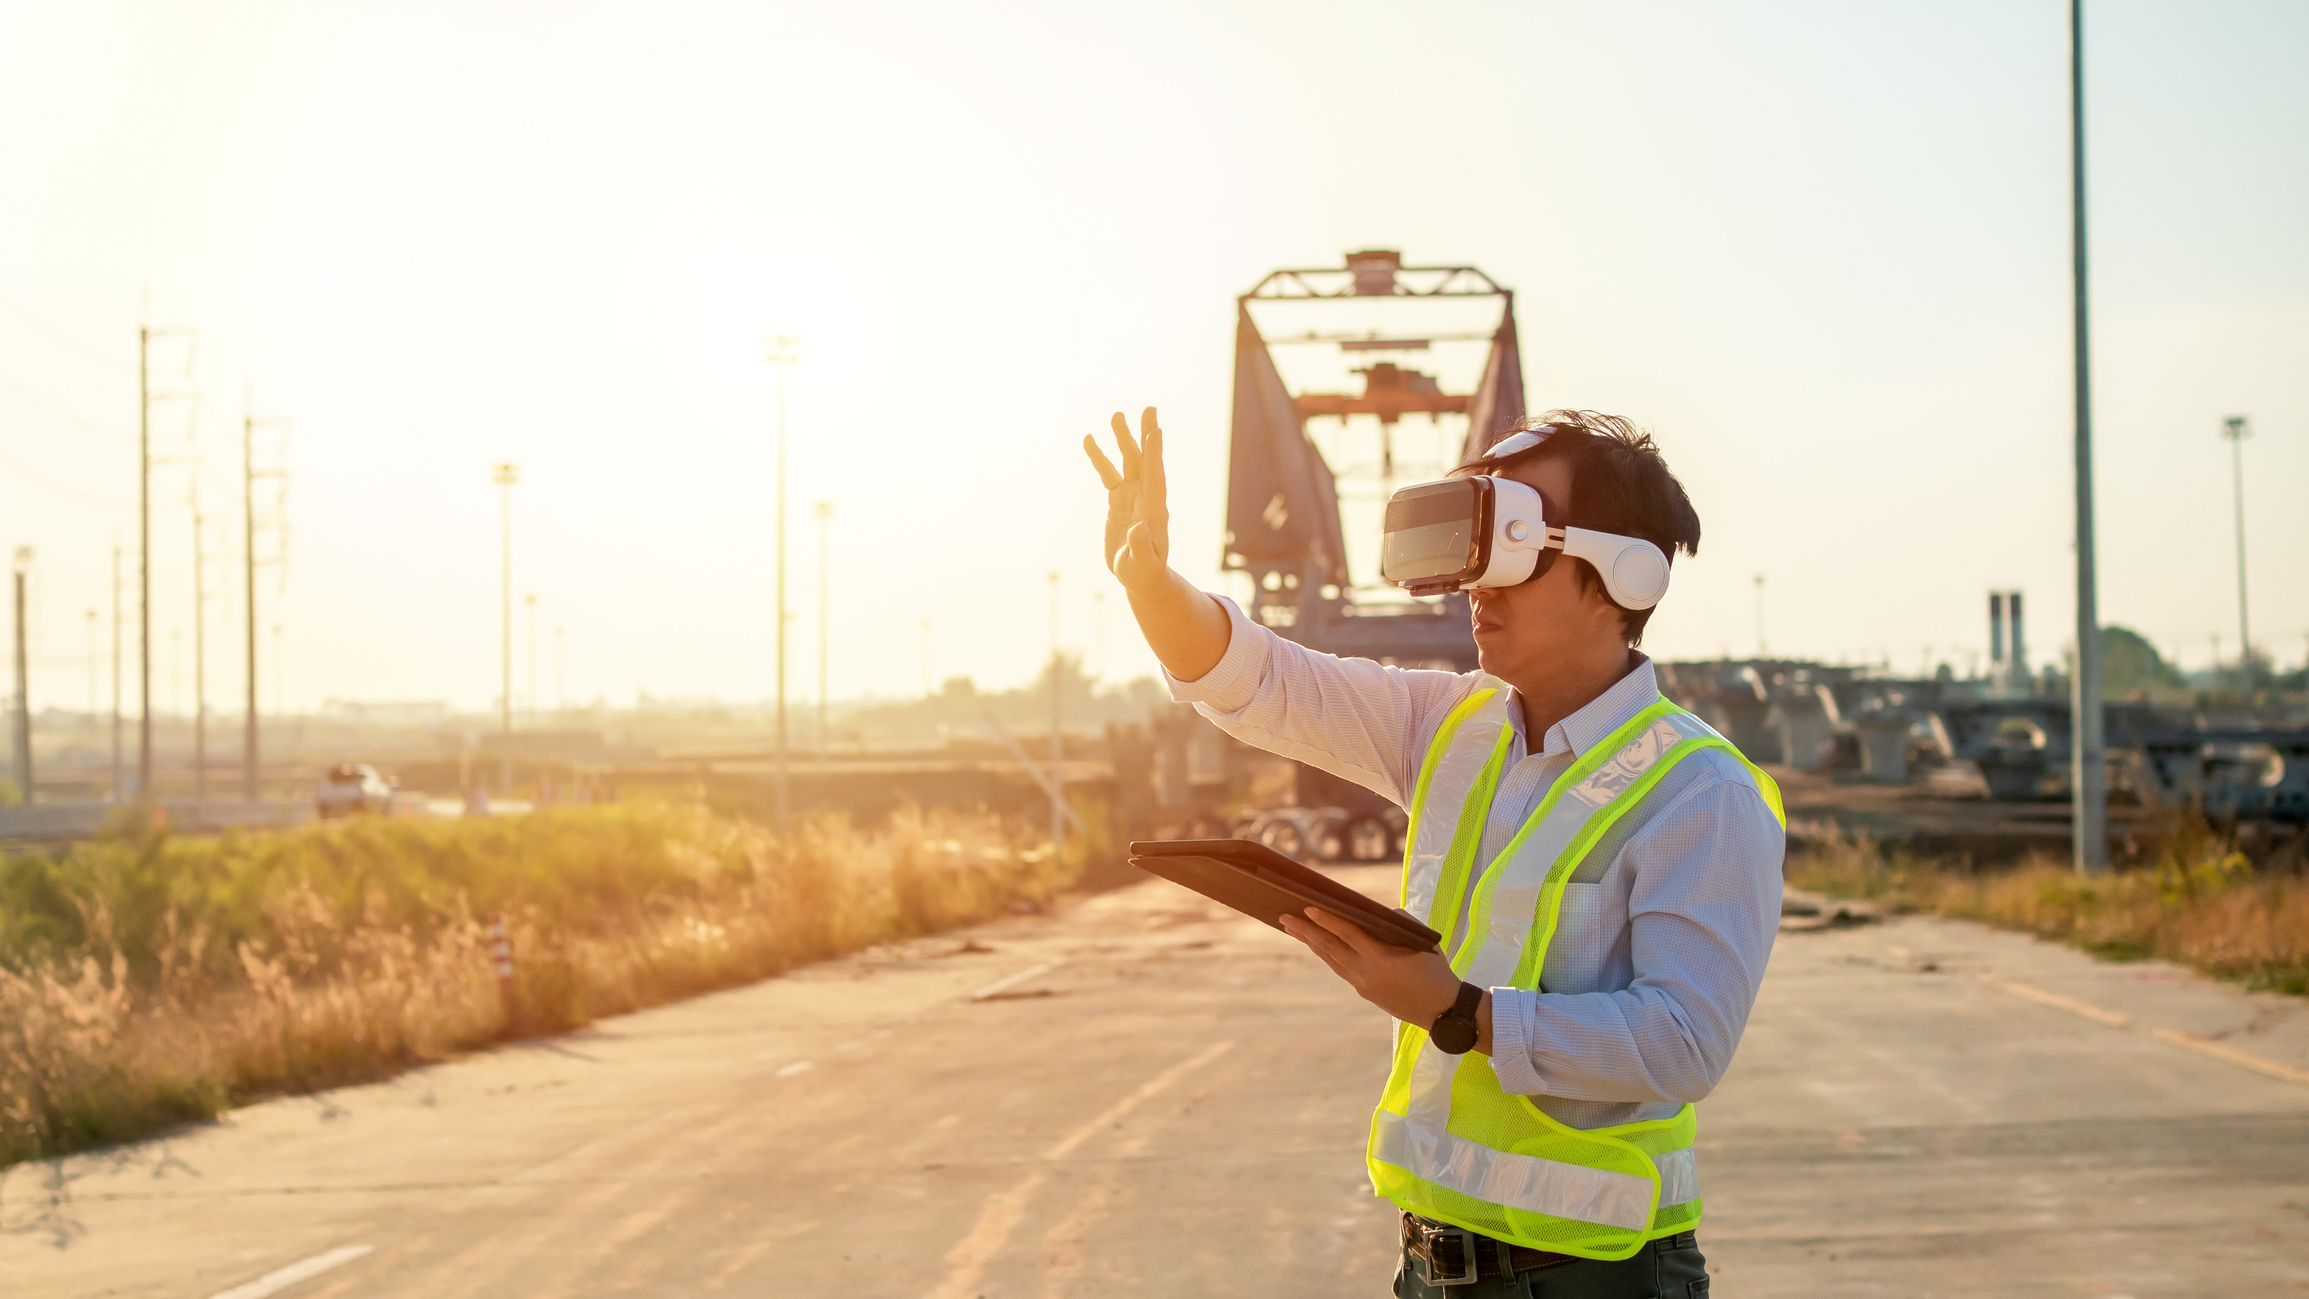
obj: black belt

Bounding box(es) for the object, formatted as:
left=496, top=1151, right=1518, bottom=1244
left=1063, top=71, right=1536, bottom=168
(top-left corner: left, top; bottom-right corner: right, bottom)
left=1401, top=1214, right=1695, bottom=1286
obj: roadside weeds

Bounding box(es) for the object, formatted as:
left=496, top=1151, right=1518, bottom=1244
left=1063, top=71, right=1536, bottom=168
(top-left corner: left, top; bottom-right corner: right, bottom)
left=1784, top=817, right=2309, bottom=997
left=0, top=802, right=1072, bottom=1168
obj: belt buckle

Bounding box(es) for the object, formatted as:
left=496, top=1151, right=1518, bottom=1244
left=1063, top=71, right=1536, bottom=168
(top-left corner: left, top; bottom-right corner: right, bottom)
left=1414, top=1223, right=1481, bottom=1288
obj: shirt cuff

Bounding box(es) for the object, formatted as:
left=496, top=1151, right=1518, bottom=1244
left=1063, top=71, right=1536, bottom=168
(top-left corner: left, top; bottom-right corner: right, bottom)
left=1486, top=987, right=1547, bottom=1095
left=1161, top=594, right=1268, bottom=713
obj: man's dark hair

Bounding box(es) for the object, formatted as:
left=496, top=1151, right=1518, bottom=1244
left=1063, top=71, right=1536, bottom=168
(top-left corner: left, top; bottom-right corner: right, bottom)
left=1455, top=409, right=1702, bottom=645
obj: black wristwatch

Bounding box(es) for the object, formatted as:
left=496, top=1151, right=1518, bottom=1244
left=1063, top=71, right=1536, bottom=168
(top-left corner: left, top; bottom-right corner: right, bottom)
left=1429, top=981, right=1484, bottom=1055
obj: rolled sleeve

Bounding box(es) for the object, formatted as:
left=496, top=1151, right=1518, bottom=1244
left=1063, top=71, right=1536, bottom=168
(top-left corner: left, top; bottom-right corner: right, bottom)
left=1161, top=594, right=1270, bottom=713
left=1159, top=594, right=1477, bottom=810
left=1486, top=987, right=1546, bottom=1094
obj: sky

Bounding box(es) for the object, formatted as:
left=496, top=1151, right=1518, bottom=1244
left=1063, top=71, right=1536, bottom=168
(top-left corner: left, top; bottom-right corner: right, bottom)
left=0, top=0, right=2303, bottom=716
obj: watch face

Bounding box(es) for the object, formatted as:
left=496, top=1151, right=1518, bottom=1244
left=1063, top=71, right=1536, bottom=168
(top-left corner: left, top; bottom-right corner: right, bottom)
left=1430, top=1013, right=1479, bottom=1055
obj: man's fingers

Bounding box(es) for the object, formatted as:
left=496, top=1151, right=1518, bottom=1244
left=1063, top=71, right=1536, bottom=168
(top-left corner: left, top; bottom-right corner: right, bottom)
left=1083, top=436, right=1124, bottom=491
left=1141, top=425, right=1168, bottom=529
left=1304, top=907, right=1382, bottom=957
left=1287, top=910, right=1360, bottom=967
left=1109, top=411, right=1142, bottom=478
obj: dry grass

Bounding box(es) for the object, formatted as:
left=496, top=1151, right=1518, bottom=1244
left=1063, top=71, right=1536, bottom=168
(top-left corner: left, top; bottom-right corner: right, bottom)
left=1786, top=818, right=2309, bottom=996
left=0, top=802, right=1066, bottom=1167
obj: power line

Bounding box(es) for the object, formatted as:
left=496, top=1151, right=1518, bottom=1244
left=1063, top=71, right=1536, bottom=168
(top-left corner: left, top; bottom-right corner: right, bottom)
left=0, top=446, right=132, bottom=510
left=0, top=366, right=132, bottom=440
left=0, top=292, right=122, bottom=369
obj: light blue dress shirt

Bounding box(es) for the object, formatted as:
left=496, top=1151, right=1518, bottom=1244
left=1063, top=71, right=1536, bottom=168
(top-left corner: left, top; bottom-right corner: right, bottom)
left=1167, top=596, right=1786, bottom=1131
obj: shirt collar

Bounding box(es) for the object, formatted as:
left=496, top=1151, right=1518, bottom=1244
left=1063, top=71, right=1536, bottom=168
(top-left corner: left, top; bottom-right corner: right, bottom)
left=1508, top=653, right=1662, bottom=760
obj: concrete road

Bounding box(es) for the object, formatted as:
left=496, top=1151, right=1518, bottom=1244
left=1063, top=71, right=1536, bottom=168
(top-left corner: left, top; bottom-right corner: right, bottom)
left=3, top=869, right=2305, bottom=1298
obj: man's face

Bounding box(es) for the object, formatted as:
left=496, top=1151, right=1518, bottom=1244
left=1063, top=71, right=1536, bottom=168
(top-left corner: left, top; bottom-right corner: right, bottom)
left=1465, top=455, right=1630, bottom=681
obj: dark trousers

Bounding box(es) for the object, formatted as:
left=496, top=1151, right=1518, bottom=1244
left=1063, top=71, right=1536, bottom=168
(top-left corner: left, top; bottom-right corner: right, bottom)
left=1393, top=1231, right=1708, bottom=1299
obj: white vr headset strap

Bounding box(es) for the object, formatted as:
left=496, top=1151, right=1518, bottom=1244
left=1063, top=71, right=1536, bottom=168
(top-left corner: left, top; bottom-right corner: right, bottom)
left=1560, top=526, right=1672, bottom=610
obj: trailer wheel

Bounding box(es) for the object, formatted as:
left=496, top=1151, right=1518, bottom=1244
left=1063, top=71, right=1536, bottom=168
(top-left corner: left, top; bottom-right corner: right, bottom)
left=1345, top=816, right=1390, bottom=862
left=1259, top=819, right=1308, bottom=861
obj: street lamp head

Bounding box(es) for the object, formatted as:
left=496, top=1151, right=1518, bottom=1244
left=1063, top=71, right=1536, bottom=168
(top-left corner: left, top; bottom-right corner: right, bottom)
left=764, top=334, right=802, bottom=364
left=812, top=500, right=834, bottom=522
left=12, top=545, right=32, bottom=573
left=491, top=462, right=520, bottom=486
left=2222, top=415, right=2250, bottom=440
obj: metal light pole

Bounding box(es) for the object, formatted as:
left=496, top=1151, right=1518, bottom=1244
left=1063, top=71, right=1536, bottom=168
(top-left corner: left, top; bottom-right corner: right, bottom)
left=813, top=500, right=833, bottom=767
left=192, top=498, right=208, bottom=826
left=2068, top=0, right=2108, bottom=875
left=13, top=547, right=32, bottom=804
left=137, top=323, right=196, bottom=800
left=2221, top=415, right=2252, bottom=707
left=524, top=593, right=538, bottom=727
left=243, top=399, right=289, bottom=804
left=1752, top=574, right=1766, bottom=658
left=138, top=329, right=149, bottom=798
left=766, top=335, right=799, bottom=839
left=491, top=462, right=519, bottom=794
left=1092, top=589, right=1106, bottom=681
left=111, top=541, right=122, bottom=801
left=1048, top=570, right=1062, bottom=854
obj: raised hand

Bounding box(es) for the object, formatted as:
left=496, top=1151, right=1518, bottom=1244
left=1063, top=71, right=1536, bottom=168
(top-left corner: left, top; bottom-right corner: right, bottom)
left=1082, top=406, right=1170, bottom=592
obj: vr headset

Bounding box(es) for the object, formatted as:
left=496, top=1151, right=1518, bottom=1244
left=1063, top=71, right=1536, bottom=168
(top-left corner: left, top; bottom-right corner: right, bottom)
left=1378, top=428, right=1672, bottom=609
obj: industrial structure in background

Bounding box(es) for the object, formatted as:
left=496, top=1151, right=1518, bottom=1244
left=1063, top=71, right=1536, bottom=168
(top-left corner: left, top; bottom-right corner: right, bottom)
left=1207, top=250, right=1518, bottom=853
left=1152, top=249, right=2309, bottom=863
left=1223, top=249, right=1519, bottom=666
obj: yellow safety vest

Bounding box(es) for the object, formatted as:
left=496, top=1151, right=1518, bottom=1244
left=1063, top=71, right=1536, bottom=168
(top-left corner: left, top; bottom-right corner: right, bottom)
left=1366, top=683, right=1786, bottom=1261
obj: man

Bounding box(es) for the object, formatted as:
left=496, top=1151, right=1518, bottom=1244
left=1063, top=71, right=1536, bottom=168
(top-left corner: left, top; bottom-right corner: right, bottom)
left=1083, top=407, right=1784, bottom=1297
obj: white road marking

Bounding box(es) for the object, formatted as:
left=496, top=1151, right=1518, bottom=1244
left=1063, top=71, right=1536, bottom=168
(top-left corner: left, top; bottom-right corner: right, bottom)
left=923, top=1040, right=1235, bottom=1299
left=204, top=1245, right=374, bottom=1299
left=774, top=1060, right=814, bottom=1078
left=1977, top=973, right=2309, bottom=1087
left=970, top=959, right=1062, bottom=1002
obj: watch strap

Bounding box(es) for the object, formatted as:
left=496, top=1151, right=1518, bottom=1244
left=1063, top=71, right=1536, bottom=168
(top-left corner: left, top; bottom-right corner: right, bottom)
left=1429, top=981, right=1484, bottom=1054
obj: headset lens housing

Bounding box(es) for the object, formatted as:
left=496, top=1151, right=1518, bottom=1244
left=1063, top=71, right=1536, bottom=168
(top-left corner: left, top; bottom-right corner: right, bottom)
left=1381, top=478, right=1487, bottom=587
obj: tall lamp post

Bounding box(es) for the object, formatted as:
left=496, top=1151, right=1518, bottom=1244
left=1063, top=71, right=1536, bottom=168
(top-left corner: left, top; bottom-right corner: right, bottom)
left=525, top=593, right=539, bottom=726
left=12, top=547, right=32, bottom=804
left=766, top=335, right=799, bottom=840
left=2221, top=415, right=2252, bottom=707
left=813, top=500, right=833, bottom=768
left=491, top=462, right=519, bottom=794
left=243, top=399, right=289, bottom=804
left=1048, top=571, right=1062, bottom=855
left=1752, top=574, right=1766, bottom=658
left=2067, top=0, right=2108, bottom=875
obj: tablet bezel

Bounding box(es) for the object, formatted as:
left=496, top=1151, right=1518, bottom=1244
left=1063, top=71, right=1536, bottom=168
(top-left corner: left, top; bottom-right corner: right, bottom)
left=1127, top=838, right=1442, bottom=952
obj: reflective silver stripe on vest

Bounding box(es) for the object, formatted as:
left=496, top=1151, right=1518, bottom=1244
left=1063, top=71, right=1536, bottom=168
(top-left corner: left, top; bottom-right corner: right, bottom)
left=1373, top=1112, right=1655, bottom=1231
left=1402, top=683, right=1512, bottom=924
left=1653, top=1148, right=1699, bottom=1208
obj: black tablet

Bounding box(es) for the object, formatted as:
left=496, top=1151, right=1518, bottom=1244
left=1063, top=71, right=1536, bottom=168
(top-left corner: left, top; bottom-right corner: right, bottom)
left=1127, top=838, right=1442, bottom=951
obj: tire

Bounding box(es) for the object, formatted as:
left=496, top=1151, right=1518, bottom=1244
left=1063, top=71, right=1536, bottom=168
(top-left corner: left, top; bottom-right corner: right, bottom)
left=1259, top=819, right=1308, bottom=861
left=1345, top=816, right=1391, bottom=862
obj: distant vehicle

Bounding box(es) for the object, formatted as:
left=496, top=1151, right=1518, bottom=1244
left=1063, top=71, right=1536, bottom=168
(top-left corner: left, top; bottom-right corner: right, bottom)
left=316, top=764, right=396, bottom=818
